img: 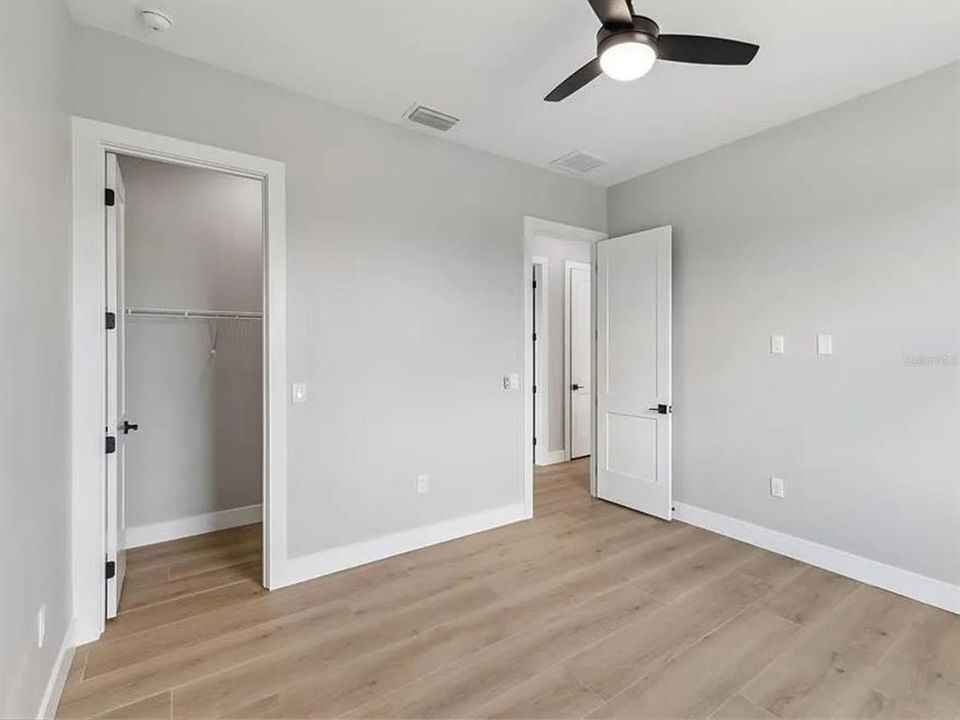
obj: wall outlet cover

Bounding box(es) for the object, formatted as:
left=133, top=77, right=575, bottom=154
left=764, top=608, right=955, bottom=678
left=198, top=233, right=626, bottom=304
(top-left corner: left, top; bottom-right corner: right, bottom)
left=770, top=477, right=786, bottom=498
left=417, top=475, right=429, bottom=494
left=770, top=334, right=785, bottom=355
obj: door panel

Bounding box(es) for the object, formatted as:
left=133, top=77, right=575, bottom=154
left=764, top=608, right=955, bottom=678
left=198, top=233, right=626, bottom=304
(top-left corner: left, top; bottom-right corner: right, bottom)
left=605, top=239, right=658, bottom=401
left=606, top=412, right=657, bottom=479
left=569, top=263, right=591, bottom=459
left=533, top=264, right=543, bottom=461
left=105, top=153, right=127, bottom=618
left=596, top=226, right=672, bottom=519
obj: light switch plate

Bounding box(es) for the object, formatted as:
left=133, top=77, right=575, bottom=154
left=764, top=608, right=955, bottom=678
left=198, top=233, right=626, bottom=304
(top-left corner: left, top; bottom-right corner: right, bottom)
left=770, top=477, right=786, bottom=498
left=37, top=605, right=45, bottom=648
left=770, top=335, right=785, bottom=355
left=817, top=334, right=833, bottom=355
left=291, top=382, right=308, bottom=403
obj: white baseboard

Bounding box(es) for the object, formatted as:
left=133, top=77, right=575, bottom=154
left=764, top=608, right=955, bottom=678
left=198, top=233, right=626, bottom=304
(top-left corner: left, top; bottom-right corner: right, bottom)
left=124, top=504, right=262, bottom=549
left=536, top=450, right=568, bottom=466
left=673, top=502, right=960, bottom=614
left=36, top=619, right=74, bottom=720
left=277, top=502, right=527, bottom=589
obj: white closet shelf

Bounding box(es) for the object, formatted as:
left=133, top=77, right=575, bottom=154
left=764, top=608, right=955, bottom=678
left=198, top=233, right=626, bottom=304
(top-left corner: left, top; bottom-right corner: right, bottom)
left=126, top=307, right=262, bottom=320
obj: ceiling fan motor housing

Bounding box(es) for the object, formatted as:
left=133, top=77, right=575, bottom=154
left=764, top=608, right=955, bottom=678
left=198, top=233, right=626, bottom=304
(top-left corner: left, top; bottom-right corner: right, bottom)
left=597, top=15, right=660, bottom=57
left=545, top=2, right=759, bottom=102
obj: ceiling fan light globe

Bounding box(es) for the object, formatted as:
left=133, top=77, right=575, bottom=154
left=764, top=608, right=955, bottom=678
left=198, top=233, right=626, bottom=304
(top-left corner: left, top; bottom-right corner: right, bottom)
left=599, top=37, right=657, bottom=81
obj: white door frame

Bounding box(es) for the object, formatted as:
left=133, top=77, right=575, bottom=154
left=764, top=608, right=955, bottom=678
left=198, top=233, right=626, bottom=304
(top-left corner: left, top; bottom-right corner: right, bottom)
left=531, top=255, right=549, bottom=465
left=522, top=217, right=606, bottom=517
left=564, top=259, right=592, bottom=462
left=71, top=118, right=288, bottom=644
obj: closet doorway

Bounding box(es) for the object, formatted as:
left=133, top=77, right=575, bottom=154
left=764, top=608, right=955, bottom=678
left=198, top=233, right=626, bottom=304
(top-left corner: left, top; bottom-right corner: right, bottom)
left=104, top=152, right=265, bottom=619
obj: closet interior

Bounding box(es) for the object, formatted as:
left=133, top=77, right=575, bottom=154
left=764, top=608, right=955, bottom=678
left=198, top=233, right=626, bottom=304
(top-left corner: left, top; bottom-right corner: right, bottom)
left=116, top=155, right=264, bottom=611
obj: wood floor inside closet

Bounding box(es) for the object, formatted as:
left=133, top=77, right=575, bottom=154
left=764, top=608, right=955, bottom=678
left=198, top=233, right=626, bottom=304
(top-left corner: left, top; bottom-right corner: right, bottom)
left=58, top=459, right=960, bottom=719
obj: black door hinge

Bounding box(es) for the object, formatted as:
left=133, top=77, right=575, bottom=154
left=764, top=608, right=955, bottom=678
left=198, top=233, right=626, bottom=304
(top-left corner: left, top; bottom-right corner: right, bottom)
left=532, top=279, right=537, bottom=289
left=105, top=560, right=116, bottom=580
left=532, top=332, right=537, bottom=342
left=533, top=437, right=537, bottom=446
left=105, top=188, right=115, bottom=206
left=532, top=384, right=537, bottom=394
left=105, top=435, right=116, bottom=454
left=105, top=311, right=116, bottom=330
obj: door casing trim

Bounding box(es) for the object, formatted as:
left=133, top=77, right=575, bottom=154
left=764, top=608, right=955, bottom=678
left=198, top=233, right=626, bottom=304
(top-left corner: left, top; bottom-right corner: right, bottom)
left=70, top=117, right=288, bottom=644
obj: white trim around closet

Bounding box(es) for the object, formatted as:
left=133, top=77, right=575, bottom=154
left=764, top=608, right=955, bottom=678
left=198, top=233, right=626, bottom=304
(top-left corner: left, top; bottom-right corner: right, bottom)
left=70, top=118, right=288, bottom=645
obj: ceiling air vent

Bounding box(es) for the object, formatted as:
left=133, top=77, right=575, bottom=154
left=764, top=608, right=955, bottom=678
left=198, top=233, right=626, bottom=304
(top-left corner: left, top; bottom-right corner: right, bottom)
left=403, top=104, right=460, bottom=132
left=550, top=150, right=607, bottom=175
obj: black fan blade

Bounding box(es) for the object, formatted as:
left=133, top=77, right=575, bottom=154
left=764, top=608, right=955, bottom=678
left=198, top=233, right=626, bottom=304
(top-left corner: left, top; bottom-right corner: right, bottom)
left=657, top=35, right=759, bottom=65
left=545, top=58, right=602, bottom=102
left=587, top=0, right=633, bottom=27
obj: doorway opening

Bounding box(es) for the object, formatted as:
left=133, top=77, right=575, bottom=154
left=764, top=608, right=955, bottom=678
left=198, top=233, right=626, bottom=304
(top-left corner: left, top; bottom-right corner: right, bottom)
left=522, top=218, right=606, bottom=518
left=71, top=119, right=287, bottom=645
left=103, top=154, right=265, bottom=619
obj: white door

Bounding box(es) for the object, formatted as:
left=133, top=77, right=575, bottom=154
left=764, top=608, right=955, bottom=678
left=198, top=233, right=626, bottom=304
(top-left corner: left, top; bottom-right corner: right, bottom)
left=105, top=153, right=129, bottom=618
left=566, top=261, right=591, bottom=459
left=596, top=226, right=672, bottom=519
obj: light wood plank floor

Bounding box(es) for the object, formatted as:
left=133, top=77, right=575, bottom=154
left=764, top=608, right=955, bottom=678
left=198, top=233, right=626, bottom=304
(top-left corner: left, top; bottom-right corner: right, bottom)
left=59, top=459, right=960, bottom=719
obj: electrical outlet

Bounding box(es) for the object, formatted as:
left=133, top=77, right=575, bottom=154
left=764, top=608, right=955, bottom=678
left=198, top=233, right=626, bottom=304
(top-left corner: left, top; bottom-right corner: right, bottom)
left=770, top=334, right=785, bottom=355
left=417, top=475, right=429, bottom=494
left=817, top=334, right=833, bottom=355
left=770, top=477, right=786, bottom=499
left=37, top=605, right=45, bottom=648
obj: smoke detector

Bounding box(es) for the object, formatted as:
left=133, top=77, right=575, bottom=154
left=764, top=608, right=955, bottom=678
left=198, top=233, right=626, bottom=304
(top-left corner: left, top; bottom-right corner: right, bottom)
left=402, top=104, right=460, bottom=133
left=550, top=150, right=608, bottom=175
left=140, top=9, right=174, bottom=32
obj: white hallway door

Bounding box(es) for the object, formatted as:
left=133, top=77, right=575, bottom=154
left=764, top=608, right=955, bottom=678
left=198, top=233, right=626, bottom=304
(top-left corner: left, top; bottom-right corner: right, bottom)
left=566, top=261, right=591, bottom=459
left=596, top=226, right=673, bottom=520
left=105, top=153, right=129, bottom=618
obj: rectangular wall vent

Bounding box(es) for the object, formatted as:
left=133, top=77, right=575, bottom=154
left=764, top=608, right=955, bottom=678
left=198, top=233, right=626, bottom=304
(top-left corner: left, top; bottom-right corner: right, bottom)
left=403, top=104, right=460, bottom=132
left=550, top=150, right=608, bottom=175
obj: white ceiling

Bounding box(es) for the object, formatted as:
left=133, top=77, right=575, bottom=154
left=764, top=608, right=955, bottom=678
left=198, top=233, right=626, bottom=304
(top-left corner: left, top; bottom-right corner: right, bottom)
left=67, top=0, right=960, bottom=187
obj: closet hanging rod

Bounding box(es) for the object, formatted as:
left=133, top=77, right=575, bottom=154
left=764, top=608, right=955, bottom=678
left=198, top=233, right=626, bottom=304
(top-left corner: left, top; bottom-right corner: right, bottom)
left=126, top=307, right=262, bottom=321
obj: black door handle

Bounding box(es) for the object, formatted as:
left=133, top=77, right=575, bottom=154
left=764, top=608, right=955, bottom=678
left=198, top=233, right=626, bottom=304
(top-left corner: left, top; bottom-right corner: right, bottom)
left=571, top=383, right=583, bottom=390
left=121, top=420, right=139, bottom=434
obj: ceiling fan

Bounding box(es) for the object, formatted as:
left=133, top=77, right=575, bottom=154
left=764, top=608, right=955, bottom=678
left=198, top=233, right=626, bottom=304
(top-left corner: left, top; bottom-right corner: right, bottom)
left=545, top=0, right=759, bottom=102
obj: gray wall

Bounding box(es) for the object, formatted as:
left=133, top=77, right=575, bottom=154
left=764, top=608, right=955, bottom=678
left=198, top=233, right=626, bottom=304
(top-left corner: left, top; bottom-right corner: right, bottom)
left=528, top=235, right=592, bottom=456
left=608, top=62, right=960, bottom=585
left=0, top=1, right=73, bottom=716
left=70, top=26, right=606, bottom=557
left=119, top=157, right=263, bottom=529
